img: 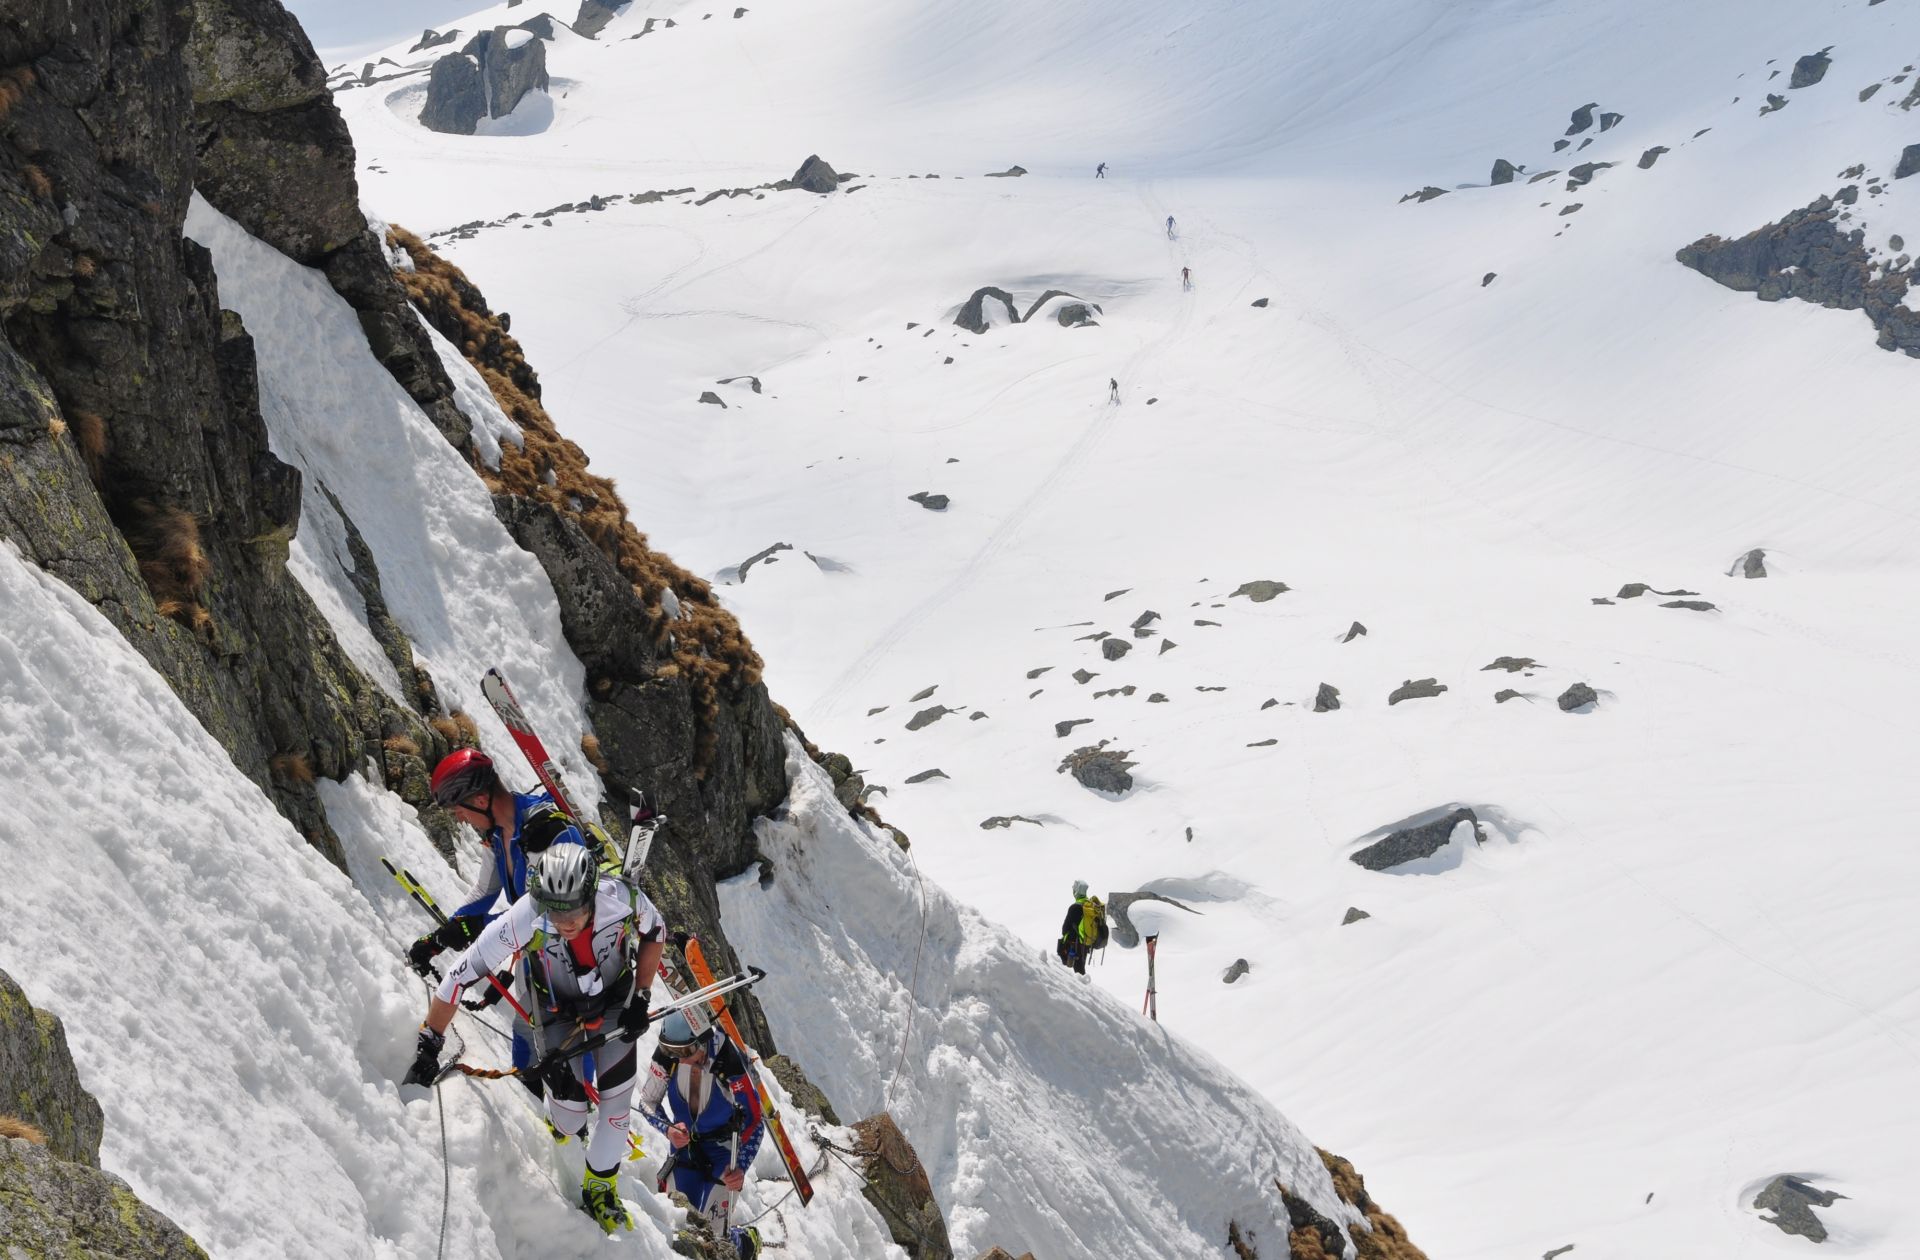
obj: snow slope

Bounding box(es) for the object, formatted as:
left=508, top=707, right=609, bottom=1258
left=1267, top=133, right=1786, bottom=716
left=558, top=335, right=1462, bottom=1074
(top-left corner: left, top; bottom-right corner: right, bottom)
left=329, top=0, right=1920, bottom=1255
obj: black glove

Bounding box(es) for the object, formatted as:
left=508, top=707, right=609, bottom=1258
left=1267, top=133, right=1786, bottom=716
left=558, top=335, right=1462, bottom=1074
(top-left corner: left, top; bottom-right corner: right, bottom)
left=406, top=934, right=442, bottom=979
left=402, top=1026, right=445, bottom=1087
left=461, top=969, right=515, bottom=1011
left=433, top=916, right=484, bottom=950
left=618, top=987, right=652, bottom=1037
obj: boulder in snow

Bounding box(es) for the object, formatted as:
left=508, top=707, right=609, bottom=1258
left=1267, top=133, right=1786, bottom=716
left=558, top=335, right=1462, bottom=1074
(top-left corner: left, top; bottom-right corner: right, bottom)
left=1790, top=49, right=1833, bottom=89
left=1222, top=959, right=1251, bottom=983
left=418, top=53, right=486, bottom=134
left=1565, top=102, right=1599, bottom=135
left=908, top=491, right=950, bottom=511
left=1314, top=683, right=1340, bottom=712
left=906, top=705, right=953, bottom=731
left=1490, top=158, right=1519, bottom=184
left=788, top=153, right=844, bottom=194
left=984, top=165, right=1028, bottom=178
left=1350, top=807, right=1484, bottom=871
left=1729, top=548, right=1767, bottom=578
left=1058, top=743, right=1136, bottom=794
left=698, top=391, right=727, bottom=407
left=1556, top=682, right=1598, bottom=711
left=904, top=768, right=949, bottom=784
left=1387, top=678, right=1447, bottom=705
left=953, top=286, right=1019, bottom=333
left=1230, top=579, right=1290, bottom=602
left=1342, top=907, right=1371, bottom=925
left=1639, top=145, right=1670, bottom=169
left=1101, top=638, right=1132, bottom=661
left=573, top=0, right=631, bottom=39
left=1752, top=1175, right=1846, bottom=1243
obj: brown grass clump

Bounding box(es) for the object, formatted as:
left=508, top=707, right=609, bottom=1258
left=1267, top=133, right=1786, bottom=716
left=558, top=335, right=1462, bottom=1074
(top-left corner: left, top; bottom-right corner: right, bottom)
left=0, top=1115, right=47, bottom=1144
left=387, top=227, right=767, bottom=773
left=70, top=410, right=107, bottom=481
left=1316, top=1150, right=1429, bottom=1260
left=23, top=163, right=51, bottom=199
left=0, top=66, right=33, bottom=120
left=382, top=734, right=421, bottom=757
left=72, top=252, right=96, bottom=279
left=270, top=752, right=316, bottom=784
left=120, top=498, right=214, bottom=637
left=580, top=732, right=609, bottom=773
left=46, top=417, right=65, bottom=438
left=123, top=499, right=209, bottom=599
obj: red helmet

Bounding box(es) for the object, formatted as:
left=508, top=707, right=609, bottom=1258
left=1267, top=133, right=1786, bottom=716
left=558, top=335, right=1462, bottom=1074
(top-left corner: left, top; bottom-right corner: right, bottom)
left=429, top=748, right=496, bottom=807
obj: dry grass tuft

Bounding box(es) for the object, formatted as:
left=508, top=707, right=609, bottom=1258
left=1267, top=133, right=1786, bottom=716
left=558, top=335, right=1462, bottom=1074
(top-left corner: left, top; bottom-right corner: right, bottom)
left=0, top=66, right=33, bottom=120
left=1228, top=1221, right=1259, bottom=1259
left=1316, top=1150, right=1429, bottom=1260
left=23, top=163, right=51, bottom=199
left=72, top=252, right=96, bottom=279
left=70, top=410, right=107, bottom=481
left=122, top=499, right=213, bottom=638
left=270, top=751, right=315, bottom=784
left=382, top=734, right=421, bottom=757
left=46, top=417, right=64, bottom=438
left=388, top=227, right=767, bottom=773
left=580, top=732, right=609, bottom=773
left=0, top=1115, right=47, bottom=1144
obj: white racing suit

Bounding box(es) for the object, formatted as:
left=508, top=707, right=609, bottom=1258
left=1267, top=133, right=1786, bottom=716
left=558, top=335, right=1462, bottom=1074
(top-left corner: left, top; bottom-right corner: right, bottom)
left=439, top=873, right=665, bottom=1170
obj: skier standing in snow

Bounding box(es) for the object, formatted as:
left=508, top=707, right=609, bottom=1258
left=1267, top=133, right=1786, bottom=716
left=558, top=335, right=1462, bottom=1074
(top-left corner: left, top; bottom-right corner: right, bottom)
left=640, top=1009, right=767, bottom=1259
left=1165, top=214, right=1177, bottom=239
left=404, top=845, right=668, bottom=1233
left=1056, top=880, right=1107, bottom=976
left=1095, top=161, right=1107, bottom=178
left=408, top=749, right=586, bottom=1093
left=1181, top=266, right=1193, bottom=290
left=1108, top=377, right=1121, bottom=404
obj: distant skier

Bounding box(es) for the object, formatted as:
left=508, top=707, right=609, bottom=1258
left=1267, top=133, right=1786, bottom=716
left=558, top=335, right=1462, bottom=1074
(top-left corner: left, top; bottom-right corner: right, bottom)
left=1165, top=214, right=1176, bottom=239
left=1108, top=377, right=1121, bottom=404
left=1056, top=880, right=1108, bottom=976
left=404, top=845, right=667, bottom=1233
left=640, top=1009, right=766, bottom=1258
left=1095, top=162, right=1107, bottom=179
left=1181, top=266, right=1192, bottom=290
left=408, top=749, right=586, bottom=1094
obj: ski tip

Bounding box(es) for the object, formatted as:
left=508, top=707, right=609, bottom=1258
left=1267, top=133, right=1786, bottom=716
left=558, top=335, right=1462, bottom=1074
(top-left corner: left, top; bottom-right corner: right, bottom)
left=747, top=965, right=767, bottom=983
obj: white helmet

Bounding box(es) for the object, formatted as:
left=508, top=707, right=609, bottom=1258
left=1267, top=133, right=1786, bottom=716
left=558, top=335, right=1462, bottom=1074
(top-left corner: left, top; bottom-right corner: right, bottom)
left=534, top=845, right=596, bottom=915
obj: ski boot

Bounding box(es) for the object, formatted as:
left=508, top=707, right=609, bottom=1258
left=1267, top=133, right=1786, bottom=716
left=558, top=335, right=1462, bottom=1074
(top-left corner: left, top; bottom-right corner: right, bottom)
left=542, top=1115, right=572, bottom=1145
left=580, top=1165, right=633, bottom=1233
left=729, top=1224, right=761, bottom=1258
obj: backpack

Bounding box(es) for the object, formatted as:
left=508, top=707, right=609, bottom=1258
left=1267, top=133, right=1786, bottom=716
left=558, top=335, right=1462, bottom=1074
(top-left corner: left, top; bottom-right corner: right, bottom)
left=1083, top=896, right=1109, bottom=950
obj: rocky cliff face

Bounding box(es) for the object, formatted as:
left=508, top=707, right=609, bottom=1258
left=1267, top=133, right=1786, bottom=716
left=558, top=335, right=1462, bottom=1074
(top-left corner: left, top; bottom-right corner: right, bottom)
left=3, top=0, right=788, bottom=1045
left=0, top=968, right=207, bottom=1257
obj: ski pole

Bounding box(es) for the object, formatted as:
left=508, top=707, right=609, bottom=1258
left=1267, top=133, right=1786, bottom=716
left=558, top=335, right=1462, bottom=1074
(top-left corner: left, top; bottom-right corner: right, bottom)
left=382, top=857, right=535, bottom=1024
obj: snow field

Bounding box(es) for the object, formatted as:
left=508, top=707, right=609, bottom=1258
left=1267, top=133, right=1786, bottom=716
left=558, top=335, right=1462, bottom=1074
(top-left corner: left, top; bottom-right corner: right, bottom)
left=320, top=0, right=1920, bottom=1254
left=721, top=740, right=1360, bottom=1260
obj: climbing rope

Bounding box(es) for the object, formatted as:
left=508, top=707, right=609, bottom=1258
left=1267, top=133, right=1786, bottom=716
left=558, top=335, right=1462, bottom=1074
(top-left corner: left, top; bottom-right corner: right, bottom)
left=430, top=1028, right=464, bottom=1260
left=882, top=842, right=931, bottom=1109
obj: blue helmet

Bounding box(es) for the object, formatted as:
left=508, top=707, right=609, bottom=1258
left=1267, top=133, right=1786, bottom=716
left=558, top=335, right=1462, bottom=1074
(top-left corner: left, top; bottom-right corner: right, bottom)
left=656, top=1009, right=699, bottom=1053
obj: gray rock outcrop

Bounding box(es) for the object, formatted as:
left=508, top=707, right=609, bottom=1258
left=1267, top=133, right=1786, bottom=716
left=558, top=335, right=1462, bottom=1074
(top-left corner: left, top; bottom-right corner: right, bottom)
left=1790, top=49, right=1833, bottom=89
left=908, top=491, right=950, bottom=511
left=1752, top=1175, right=1845, bottom=1243
left=1387, top=678, right=1447, bottom=704
left=1222, top=959, right=1251, bottom=983
left=1898, top=145, right=1920, bottom=180
left=1676, top=191, right=1920, bottom=357
left=1351, top=807, right=1483, bottom=870
left=1101, top=637, right=1132, bottom=661
left=1731, top=548, right=1768, bottom=578
left=1566, top=102, right=1599, bottom=135
left=1314, top=683, right=1341, bottom=712
left=1107, top=891, right=1199, bottom=948
left=853, top=1113, right=955, bottom=1260
left=1342, top=907, right=1371, bottom=925
left=954, top=286, right=1019, bottom=333
left=1231, top=579, right=1290, bottom=602
left=1556, top=682, right=1598, bottom=711
left=789, top=154, right=844, bottom=194
left=0, top=971, right=103, bottom=1166
left=573, top=0, right=631, bottom=38
left=459, top=27, right=550, bottom=118
left=409, top=27, right=459, bottom=52
left=0, top=969, right=206, bottom=1256
left=1491, top=158, right=1518, bottom=185
left=1058, top=743, right=1136, bottom=794
left=419, top=52, right=486, bottom=133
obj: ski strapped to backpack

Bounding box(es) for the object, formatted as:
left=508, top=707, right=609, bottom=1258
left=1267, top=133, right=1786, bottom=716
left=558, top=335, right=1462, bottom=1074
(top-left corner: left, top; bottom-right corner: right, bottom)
left=480, top=668, right=627, bottom=867
left=680, top=934, right=815, bottom=1207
